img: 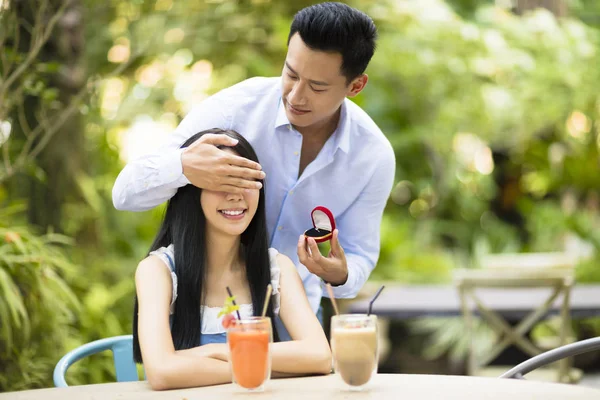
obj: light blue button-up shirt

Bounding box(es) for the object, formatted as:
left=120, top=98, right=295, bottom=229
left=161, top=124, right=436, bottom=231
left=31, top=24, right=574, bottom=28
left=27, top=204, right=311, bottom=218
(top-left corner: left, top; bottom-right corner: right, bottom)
left=113, top=77, right=396, bottom=313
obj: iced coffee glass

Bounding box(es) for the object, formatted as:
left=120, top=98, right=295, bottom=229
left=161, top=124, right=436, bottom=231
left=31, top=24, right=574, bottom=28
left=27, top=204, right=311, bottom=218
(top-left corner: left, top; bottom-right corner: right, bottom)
left=227, top=316, right=272, bottom=392
left=331, top=314, right=378, bottom=390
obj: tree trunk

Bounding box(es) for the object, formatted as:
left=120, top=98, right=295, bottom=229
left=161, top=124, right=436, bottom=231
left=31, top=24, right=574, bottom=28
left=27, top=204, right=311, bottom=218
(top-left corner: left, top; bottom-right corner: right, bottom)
left=12, top=0, right=85, bottom=232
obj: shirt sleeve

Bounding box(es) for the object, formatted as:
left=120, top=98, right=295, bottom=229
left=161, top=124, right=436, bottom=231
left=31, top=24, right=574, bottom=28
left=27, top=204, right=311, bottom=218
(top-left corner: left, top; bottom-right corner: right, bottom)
left=112, top=94, right=232, bottom=211
left=321, top=144, right=396, bottom=299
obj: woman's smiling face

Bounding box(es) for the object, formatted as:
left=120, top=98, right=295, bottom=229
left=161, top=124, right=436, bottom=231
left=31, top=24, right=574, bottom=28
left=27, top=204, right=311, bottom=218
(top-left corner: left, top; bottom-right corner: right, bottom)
left=200, top=149, right=260, bottom=238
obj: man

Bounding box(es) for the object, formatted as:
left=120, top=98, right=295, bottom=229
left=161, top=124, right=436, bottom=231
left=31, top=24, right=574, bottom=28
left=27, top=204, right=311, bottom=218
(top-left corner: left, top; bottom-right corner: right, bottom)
left=113, top=2, right=395, bottom=320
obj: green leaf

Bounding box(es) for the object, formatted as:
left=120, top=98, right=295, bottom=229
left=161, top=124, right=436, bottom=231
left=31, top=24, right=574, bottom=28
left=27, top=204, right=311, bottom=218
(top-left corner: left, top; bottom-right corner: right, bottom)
left=0, top=298, right=14, bottom=354
left=0, top=267, right=28, bottom=332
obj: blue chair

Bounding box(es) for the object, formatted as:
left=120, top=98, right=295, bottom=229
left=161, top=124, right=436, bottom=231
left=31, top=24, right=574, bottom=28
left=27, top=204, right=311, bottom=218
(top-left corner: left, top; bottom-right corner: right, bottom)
left=53, top=335, right=139, bottom=387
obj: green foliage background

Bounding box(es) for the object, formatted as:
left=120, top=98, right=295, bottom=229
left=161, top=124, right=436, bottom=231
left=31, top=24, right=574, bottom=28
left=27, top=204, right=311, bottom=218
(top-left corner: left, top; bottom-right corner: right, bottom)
left=1, top=0, right=600, bottom=391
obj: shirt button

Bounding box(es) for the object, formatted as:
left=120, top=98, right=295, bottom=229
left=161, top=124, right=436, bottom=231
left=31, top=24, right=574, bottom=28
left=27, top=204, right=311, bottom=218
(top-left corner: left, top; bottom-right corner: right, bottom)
left=278, top=226, right=283, bottom=231
left=289, top=190, right=294, bottom=195
left=293, top=151, right=299, bottom=156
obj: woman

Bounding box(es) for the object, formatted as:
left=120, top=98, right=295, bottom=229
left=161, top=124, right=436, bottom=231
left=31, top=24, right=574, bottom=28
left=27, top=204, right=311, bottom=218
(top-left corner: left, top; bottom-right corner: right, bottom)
left=133, top=128, right=331, bottom=390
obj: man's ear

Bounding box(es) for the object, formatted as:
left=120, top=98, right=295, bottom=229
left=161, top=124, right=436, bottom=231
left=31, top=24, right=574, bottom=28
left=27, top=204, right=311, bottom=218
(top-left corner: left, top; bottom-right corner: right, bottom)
left=347, top=74, right=368, bottom=97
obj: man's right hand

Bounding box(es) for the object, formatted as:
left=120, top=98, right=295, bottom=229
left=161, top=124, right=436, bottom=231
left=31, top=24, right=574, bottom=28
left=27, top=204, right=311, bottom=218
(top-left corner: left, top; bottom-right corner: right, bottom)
left=181, top=133, right=265, bottom=193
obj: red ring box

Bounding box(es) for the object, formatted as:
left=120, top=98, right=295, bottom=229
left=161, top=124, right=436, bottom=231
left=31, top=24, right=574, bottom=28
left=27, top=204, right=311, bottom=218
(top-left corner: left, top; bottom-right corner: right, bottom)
left=304, top=206, right=336, bottom=243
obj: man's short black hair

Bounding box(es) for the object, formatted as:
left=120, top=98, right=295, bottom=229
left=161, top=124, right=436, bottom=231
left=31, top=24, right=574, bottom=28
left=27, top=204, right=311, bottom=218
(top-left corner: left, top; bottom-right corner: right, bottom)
left=287, top=2, right=377, bottom=82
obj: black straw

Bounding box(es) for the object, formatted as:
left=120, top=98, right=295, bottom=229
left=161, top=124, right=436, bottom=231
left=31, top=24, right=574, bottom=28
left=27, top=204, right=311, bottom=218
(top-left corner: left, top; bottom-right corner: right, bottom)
left=367, top=285, right=385, bottom=316
left=226, top=286, right=242, bottom=320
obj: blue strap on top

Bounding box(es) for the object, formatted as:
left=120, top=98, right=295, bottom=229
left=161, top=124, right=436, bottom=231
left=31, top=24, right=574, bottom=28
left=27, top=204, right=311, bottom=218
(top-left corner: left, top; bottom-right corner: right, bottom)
left=164, top=252, right=175, bottom=271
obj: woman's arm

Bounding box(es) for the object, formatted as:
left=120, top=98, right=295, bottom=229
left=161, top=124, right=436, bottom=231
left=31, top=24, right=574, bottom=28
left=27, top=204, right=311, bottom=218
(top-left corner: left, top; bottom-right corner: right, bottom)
left=184, top=255, right=332, bottom=375
left=192, top=255, right=333, bottom=373
left=269, top=254, right=332, bottom=375
left=135, top=256, right=231, bottom=390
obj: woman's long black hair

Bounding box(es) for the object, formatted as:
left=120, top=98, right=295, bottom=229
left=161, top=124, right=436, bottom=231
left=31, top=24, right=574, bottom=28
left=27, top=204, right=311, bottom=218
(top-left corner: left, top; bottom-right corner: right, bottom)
left=133, top=128, right=278, bottom=363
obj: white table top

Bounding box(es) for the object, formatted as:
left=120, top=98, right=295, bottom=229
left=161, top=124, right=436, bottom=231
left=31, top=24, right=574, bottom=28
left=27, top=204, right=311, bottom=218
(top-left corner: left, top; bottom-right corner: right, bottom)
left=1, top=374, right=599, bottom=400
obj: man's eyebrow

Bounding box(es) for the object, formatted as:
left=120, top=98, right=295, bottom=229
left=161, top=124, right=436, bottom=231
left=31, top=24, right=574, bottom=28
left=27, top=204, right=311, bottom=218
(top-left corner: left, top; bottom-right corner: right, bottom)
left=285, top=62, right=330, bottom=86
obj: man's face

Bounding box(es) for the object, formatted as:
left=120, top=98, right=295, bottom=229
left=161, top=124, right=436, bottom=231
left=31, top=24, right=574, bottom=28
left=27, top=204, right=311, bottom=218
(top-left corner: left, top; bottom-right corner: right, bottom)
left=282, top=33, right=365, bottom=130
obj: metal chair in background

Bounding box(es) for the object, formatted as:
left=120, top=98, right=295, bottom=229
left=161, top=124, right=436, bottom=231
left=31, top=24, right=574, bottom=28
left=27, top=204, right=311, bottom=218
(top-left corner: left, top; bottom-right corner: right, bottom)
left=500, top=337, right=600, bottom=379
left=454, top=252, right=577, bottom=382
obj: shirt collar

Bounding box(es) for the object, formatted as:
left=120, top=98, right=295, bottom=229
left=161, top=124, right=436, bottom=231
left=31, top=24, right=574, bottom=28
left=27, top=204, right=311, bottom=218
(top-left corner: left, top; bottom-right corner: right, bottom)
left=275, top=99, right=291, bottom=129
left=275, top=98, right=351, bottom=154
left=333, top=100, right=350, bottom=154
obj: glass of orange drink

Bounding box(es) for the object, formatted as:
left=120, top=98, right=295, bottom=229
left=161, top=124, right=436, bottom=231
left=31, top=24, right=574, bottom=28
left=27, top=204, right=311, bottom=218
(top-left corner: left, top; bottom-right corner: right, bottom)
left=227, top=316, right=272, bottom=391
